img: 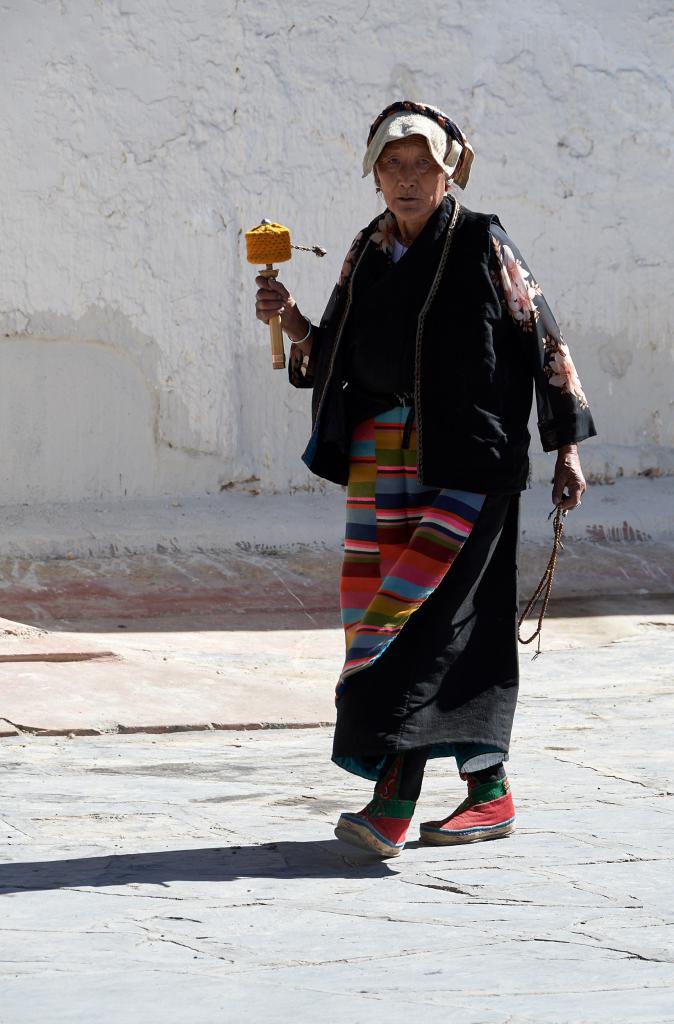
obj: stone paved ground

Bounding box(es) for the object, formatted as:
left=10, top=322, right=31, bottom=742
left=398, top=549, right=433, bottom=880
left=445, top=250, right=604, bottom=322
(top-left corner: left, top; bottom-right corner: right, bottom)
left=1, top=627, right=674, bottom=1023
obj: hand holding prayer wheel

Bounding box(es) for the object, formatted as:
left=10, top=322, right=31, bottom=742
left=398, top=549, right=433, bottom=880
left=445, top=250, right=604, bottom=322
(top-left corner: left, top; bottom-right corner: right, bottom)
left=248, top=219, right=324, bottom=368
left=254, top=275, right=312, bottom=352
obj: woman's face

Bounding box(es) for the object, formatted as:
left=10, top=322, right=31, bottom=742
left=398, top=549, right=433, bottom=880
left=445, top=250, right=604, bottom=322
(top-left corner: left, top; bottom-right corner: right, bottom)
left=374, top=135, right=448, bottom=230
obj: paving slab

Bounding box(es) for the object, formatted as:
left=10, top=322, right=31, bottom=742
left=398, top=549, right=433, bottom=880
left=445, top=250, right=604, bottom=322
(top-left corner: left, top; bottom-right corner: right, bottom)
left=1, top=479, right=672, bottom=1018
left=1, top=624, right=673, bottom=1022
left=0, top=600, right=672, bottom=736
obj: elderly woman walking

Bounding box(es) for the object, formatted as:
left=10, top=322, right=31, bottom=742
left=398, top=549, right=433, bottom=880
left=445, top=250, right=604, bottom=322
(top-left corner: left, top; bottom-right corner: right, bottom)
left=255, top=100, right=596, bottom=857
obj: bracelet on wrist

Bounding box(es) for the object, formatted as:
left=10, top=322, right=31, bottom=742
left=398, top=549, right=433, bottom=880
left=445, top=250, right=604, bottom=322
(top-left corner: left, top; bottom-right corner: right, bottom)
left=292, top=318, right=312, bottom=344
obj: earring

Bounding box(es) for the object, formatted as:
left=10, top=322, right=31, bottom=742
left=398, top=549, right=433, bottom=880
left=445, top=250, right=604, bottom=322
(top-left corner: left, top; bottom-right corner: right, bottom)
left=375, top=186, right=382, bottom=194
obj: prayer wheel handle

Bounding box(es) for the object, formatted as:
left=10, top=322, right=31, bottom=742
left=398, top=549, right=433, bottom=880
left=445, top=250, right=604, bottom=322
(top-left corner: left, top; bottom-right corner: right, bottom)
left=259, top=265, right=285, bottom=370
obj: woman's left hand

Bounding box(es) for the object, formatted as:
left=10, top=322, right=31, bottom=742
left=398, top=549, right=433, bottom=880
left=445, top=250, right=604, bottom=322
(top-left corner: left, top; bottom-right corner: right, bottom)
left=552, top=443, right=586, bottom=510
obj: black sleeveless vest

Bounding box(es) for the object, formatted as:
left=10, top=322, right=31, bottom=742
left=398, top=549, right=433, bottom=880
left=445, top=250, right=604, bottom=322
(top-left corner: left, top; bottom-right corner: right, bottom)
left=302, top=198, right=533, bottom=494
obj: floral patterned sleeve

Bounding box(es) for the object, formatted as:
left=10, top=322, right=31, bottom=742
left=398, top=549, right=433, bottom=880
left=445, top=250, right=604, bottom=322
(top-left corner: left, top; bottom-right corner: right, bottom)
left=490, top=223, right=597, bottom=451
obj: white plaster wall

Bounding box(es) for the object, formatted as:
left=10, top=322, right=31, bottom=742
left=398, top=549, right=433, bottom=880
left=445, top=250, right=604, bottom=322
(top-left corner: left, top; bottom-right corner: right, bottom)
left=0, top=0, right=672, bottom=502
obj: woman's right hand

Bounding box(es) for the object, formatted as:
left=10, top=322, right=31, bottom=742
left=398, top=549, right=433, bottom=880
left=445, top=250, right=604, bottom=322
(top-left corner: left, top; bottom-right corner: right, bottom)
left=255, top=275, right=312, bottom=351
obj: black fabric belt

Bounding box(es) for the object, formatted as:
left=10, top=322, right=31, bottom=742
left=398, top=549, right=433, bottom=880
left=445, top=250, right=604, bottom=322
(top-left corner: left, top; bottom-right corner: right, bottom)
left=342, top=381, right=416, bottom=448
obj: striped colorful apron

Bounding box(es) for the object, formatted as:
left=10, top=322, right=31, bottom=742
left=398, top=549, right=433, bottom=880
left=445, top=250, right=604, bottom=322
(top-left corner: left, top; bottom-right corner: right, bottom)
left=337, top=406, right=485, bottom=698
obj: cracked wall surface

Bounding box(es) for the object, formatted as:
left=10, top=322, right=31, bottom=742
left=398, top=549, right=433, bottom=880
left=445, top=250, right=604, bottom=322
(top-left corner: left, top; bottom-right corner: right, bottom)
left=0, top=0, right=672, bottom=501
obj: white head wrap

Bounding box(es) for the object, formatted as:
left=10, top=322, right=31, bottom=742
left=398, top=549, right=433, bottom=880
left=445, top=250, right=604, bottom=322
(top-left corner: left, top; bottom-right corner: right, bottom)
left=362, top=112, right=463, bottom=179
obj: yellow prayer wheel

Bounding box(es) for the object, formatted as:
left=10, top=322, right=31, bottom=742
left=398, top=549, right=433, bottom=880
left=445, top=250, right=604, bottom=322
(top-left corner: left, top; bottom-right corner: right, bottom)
left=246, top=220, right=292, bottom=370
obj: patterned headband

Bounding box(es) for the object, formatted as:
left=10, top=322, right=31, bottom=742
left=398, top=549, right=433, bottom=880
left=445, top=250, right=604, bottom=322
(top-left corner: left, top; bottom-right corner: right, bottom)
left=366, top=100, right=474, bottom=189
left=367, top=100, right=465, bottom=147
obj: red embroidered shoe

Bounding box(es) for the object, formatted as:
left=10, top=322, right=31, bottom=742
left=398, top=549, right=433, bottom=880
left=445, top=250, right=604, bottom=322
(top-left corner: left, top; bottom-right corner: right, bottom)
left=334, top=804, right=412, bottom=857
left=419, top=776, right=515, bottom=846
left=335, top=755, right=416, bottom=857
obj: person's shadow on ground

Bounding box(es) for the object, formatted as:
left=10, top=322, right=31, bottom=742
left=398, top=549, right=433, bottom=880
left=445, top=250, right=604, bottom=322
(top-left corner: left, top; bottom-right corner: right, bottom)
left=0, top=840, right=397, bottom=893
